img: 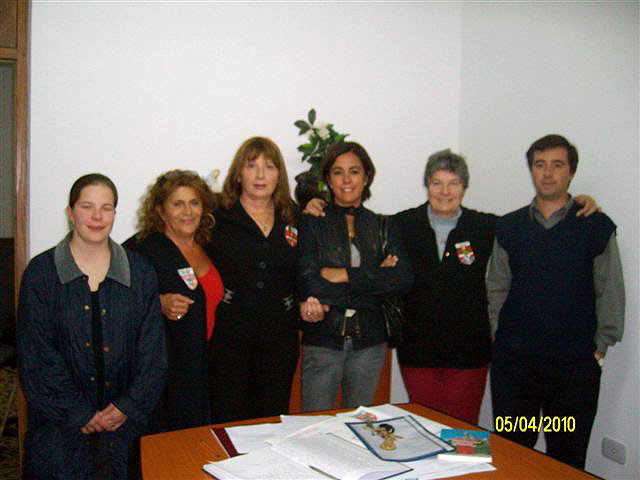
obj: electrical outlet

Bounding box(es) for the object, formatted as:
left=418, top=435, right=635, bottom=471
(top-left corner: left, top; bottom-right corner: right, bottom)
left=602, top=437, right=626, bottom=465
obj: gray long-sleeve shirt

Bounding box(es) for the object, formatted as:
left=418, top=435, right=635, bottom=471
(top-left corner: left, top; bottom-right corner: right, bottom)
left=486, top=197, right=625, bottom=354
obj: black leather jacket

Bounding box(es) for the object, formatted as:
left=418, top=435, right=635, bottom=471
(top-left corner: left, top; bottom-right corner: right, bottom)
left=297, top=203, right=414, bottom=350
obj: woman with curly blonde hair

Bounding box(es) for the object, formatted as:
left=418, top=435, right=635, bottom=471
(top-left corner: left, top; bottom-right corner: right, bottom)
left=207, top=136, right=300, bottom=422
left=124, top=169, right=223, bottom=431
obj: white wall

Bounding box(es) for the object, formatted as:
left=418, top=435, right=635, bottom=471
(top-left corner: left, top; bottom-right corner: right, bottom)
left=30, top=3, right=638, bottom=479
left=29, top=2, right=460, bottom=254
left=459, top=3, right=639, bottom=479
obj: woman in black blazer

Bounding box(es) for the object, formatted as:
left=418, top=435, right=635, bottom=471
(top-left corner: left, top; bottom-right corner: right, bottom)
left=124, top=170, right=223, bottom=431
left=206, top=137, right=300, bottom=423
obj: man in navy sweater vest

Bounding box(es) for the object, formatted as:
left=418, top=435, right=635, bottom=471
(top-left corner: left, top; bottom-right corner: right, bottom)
left=486, top=134, right=625, bottom=470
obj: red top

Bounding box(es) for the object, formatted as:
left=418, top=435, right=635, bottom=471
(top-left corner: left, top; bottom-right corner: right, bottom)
left=197, top=262, right=224, bottom=340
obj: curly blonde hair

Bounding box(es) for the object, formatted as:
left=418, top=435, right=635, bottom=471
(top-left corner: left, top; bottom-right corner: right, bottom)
left=221, top=136, right=296, bottom=224
left=136, top=169, right=216, bottom=245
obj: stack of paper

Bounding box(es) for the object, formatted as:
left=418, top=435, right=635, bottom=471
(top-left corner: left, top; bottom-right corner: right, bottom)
left=203, top=404, right=496, bottom=480
left=204, top=434, right=411, bottom=480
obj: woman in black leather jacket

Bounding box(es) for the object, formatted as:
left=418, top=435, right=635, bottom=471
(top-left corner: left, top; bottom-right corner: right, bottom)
left=297, top=142, right=413, bottom=411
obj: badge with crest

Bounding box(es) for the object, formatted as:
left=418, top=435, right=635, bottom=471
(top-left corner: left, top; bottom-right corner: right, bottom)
left=177, top=267, right=198, bottom=290
left=455, top=241, right=475, bottom=265
left=285, top=224, right=298, bottom=247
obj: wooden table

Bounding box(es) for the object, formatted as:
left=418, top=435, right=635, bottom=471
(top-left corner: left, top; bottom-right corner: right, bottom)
left=141, top=403, right=600, bottom=479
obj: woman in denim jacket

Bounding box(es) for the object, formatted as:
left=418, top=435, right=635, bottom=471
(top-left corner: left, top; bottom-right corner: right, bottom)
left=17, top=174, right=167, bottom=479
left=297, top=142, right=413, bottom=411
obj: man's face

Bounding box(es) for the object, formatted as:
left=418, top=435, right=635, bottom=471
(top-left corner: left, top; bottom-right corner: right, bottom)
left=530, top=146, right=574, bottom=202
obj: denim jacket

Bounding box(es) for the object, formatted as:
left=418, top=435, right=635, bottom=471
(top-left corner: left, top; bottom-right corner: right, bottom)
left=17, top=234, right=167, bottom=479
left=297, top=203, right=414, bottom=350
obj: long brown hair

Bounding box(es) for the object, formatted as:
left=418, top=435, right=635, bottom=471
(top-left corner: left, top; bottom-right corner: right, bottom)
left=221, top=136, right=296, bottom=224
left=136, top=169, right=216, bottom=244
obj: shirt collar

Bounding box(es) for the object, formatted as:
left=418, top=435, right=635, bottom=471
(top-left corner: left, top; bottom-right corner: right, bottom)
left=528, top=196, right=575, bottom=222
left=54, top=232, right=131, bottom=287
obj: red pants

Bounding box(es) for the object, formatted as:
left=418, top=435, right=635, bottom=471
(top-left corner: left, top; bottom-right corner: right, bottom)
left=400, top=364, right=489, bottom=425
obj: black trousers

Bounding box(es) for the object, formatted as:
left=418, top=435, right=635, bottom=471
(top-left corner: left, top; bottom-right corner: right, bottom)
left=209, top=332, right=299, bottom=424
left=490, top=349, right=601, bottom=470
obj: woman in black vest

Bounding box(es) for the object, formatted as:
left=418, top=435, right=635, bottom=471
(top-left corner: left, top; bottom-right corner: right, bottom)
left=394, top=150, right=599, bottom=424
left=394, top=150, right=495, bottom=424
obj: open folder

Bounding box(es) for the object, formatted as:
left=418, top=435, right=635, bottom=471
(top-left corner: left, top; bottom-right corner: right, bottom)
left=203, top=433, right=412, bottom=480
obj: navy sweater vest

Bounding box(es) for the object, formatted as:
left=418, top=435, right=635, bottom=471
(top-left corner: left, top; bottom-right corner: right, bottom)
left=495, top=203, right=615, bottom=360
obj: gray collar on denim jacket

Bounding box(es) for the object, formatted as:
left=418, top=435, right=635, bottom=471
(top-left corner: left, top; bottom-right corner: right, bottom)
left=54, top=232, right=131, bottom=287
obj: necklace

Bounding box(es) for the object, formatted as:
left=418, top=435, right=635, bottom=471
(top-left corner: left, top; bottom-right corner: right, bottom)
left=243, top=204, right=274, bottom=235
left=253, top=217, right=271, bottom=233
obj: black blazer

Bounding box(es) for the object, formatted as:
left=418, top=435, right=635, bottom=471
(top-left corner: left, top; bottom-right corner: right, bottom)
left=205, top=201, right=301, bottom=342
left=123, top=232, right=211, bottom=431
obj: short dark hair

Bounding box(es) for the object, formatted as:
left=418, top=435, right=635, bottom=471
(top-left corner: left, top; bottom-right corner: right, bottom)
left=526, top=134, right=579, bottom=173
left=321, top=141, right=376, bottom=203
left=68, top=173, right=118, bottom=208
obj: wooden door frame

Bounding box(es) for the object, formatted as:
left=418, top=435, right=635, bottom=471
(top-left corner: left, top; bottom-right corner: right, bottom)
left=1, top=0, right=30, bottom=466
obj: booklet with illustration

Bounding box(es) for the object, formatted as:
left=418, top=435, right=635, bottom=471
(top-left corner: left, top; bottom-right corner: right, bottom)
left=437, top=429, right=492, bottom=463
left=346, top=415, right=454, bottom=462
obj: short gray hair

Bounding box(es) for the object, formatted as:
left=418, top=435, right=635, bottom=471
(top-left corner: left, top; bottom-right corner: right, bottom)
left=423, top=149, right=469, bottom=189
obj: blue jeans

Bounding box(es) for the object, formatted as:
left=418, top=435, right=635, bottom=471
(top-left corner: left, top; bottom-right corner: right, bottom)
left=301, top=339, right=387, bottom=412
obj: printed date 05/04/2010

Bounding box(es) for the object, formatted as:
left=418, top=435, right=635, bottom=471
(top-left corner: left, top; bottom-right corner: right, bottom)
left=494, top=416, right=576, bottom=433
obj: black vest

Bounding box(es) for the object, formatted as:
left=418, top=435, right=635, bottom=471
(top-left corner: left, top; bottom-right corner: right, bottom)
left=395, top=204, right=496, bottom=368
left=495, top=203, right=615, bottom=360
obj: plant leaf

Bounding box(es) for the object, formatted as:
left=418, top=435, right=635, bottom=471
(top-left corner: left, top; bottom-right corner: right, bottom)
left=308, top=109, right=316, bottom=125
left=294, top=120, right=310, bottom=134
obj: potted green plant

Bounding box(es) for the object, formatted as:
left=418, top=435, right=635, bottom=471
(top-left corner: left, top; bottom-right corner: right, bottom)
left=293, top=108, right=348, bottom=206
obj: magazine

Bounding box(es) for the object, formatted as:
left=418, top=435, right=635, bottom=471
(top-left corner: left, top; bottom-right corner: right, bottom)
left=437, top=429, right=492, bottom=463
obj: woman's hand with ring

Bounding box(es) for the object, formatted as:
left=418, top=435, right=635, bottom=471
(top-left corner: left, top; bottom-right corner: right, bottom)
left=160, top=293, right=195, bottom=321
left=300, top=296, right=329, bottom=323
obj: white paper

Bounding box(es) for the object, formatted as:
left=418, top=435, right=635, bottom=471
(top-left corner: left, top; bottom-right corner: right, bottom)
left=272, top=434, right=411, bottom=480
left=280, top=414, right=335, bottom=425
left=265, top=415, right=337, bottom=445
left=393, top=459, right=496, bottom=479
left=225, top=423, right=280, bottom=453
left=203, top=447, right=325, bottom=479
